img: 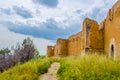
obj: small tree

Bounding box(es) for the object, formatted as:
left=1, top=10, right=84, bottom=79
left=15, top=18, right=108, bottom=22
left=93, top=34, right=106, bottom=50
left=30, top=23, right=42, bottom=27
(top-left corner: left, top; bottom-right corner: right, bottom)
left=0, top=48, right=11, bottom=72
left=0, top=48, right=10, bottom=54
left=0, top=38, right=39, bottom=72
left=0, top=48, right=10, bottom=59
left=34, top=48, right=39, bottom=57
left=14, top=37, right=37, bottom=63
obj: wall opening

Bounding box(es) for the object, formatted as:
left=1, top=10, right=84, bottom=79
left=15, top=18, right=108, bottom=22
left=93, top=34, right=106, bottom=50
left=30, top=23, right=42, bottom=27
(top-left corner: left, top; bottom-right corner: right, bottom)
left=86, top=24, right=91, bottom=47
left=110, top=44, right=114, bottom=58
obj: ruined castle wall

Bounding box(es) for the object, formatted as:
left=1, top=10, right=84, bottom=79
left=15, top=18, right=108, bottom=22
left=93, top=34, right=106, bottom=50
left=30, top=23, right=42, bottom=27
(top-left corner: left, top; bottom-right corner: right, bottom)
left=104, top=0, right=120, bottom=60
left=88, top=21, right=104, bottom=49
left=81, top=21, right=86, bottom=54
left=68, top=38, right=74, bottom=56
left=77, top=36, right=82, bottom=55
left=47, top=46, right=54, bottom=57
left=68, top=33, right=82, bottom=56
left=54, top=39, right=68, bottom=57
left=68, top=35, right=75, bottom=55
left=47, top=1, right=120, bottom=59
left=54, top=44, right=58, bottom=56
left=82, top=18, right=104, bottom=54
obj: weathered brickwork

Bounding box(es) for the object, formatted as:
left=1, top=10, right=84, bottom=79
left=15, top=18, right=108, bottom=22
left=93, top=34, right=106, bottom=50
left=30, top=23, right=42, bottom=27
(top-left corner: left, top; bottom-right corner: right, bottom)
left=47, top=46, right=54, bottom=57
left=54, top=38, right=68, bottom=57
left=104, top=0, right=120, bottom=60
left=47, top=1, right=120, bottom=60
left=82, top=18, right=104, bottom=54
left=68, top=32, right=82, bottom=56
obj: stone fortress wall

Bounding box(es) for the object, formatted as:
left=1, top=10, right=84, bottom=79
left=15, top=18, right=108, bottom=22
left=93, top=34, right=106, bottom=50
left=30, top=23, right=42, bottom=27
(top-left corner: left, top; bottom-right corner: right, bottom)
left=47, top=0, right=120, bottom=60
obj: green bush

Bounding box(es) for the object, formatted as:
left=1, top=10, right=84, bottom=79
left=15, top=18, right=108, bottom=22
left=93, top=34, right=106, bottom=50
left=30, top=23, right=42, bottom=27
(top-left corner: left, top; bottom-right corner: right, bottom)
left=38, top=61, right=51, bottom=74
left=58, top=55, right=120, bottom=80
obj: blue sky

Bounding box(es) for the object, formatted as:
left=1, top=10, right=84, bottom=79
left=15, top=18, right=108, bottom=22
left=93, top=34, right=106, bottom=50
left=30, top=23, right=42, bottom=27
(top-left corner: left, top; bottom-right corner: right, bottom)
left=0, top=0, right=117, bottom=55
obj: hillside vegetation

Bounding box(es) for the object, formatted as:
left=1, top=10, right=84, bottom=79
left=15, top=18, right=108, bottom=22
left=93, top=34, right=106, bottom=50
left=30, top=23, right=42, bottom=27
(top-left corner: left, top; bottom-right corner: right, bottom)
left=0, top=55, right=120, bottom=80
left=0, top=56, right=59, bottom=80
left=58, top=55, right=120, bottom=80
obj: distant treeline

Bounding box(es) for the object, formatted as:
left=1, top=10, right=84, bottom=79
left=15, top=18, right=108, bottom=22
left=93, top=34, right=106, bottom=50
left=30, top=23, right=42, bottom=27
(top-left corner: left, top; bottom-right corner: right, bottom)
left=0, top=37, right=39, bottom=72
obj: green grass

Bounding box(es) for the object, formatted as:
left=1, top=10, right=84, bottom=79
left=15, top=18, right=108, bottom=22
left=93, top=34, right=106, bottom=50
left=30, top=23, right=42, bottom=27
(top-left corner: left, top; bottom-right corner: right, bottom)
left=0, top=55, right=120, bottom=80
left=0, top=56, right=59, bottom=80
left=57, top=55, right=120, bottom=80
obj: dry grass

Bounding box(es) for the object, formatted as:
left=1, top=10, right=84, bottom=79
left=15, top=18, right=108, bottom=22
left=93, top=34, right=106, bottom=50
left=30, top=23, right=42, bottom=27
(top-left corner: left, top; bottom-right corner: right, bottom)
left=58, top=55, right=120, bottom=80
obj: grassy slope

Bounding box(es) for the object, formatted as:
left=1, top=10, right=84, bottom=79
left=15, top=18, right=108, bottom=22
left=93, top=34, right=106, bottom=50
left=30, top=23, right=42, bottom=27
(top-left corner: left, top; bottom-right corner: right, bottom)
left=0, top=55, right=120, bottom=80
left=0, top=56, right=59, bottom=80
left=58, top=55, right=120, bottom=80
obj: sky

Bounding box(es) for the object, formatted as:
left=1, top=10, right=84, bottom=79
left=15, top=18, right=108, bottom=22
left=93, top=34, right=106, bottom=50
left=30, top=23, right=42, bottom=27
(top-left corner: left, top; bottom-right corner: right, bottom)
left=0, top=0, right=117, bottom=55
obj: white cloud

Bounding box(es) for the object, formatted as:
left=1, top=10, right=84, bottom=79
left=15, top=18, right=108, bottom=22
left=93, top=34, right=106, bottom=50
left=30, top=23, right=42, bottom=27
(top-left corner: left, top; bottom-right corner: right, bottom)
left=0, top=0, right=117, bottom=25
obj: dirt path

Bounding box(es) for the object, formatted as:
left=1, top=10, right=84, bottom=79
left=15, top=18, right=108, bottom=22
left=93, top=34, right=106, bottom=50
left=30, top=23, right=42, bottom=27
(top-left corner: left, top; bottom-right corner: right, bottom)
left=39, top=62, right=60, bottom=80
